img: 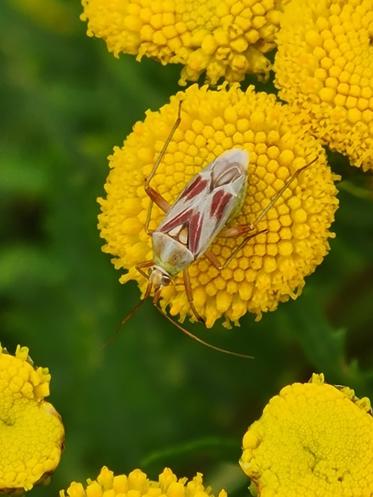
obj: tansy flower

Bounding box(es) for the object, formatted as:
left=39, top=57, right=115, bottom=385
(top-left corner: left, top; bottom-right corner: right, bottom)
left=0, top=345, right=64, bottom=492
left=240, top=373, right=373, bottom=497
left=59, top=466, right=227, bottom=497
left=98, top=84, right=339, bottom=328
left=275, top=0, right=373, bottom=171
left=81, top=0, right=289, bottom=85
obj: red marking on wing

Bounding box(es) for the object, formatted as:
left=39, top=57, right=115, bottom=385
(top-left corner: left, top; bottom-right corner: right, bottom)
left=189, top=212, right=203, bottom=253
left=210, top=190, right=232, bottom=220
left=160, top=207, right=193, bottom=233
left=180, top=176, right=209, bottom=201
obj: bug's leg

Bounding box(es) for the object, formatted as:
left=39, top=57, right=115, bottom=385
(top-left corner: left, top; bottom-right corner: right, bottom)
left=204, top=250, right=221, bottom=269
left=205, top=229, right=268, bottom=270
left=144, top=101, right=182, bottom=233
left=135, top=260, right=154, bottom=279
left=206, top=156, right=318, bottom=268
left=248, top=155, right=318, bottom=229
left=135, top=260, right=156, bottom=300
left=144, top=187, right=171, bottom=234
left=183, top=267, right=204, bottom=323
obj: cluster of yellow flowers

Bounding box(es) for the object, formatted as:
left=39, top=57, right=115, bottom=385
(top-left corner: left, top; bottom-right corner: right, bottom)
left=81, top=0, right=289, bottom=85
left=4, top=1, right=371, bottom=497
left=275, top=0, right=373, bottom=170
left=3, top=344, right=373, bottom=496
left=57, top=374, right=372, bottom=497
left=81, top=0, right=373, bottom=327
left=98, top=83, right=338, bottom=326
left=60, top=467, right=227, bottom=497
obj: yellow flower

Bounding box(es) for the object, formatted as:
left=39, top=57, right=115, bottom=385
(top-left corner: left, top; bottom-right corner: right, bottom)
left=60, top=466, right=227, bottom=497
left=0, top=345, right=64, bottom=492
left=81, top=0, right=289, bottom=85
left=98, top=84, right=338, bottom=328
left=240, top=373, right=373, bottom=497
left=275, top=0, right=373, bottom=171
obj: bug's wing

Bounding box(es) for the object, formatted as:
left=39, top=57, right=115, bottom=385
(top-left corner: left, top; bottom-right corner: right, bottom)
left=157, top=149, right=249, bottom=256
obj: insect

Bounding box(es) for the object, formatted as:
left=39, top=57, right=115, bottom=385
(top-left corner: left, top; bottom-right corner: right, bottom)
left=125, top=101, right=316, bottom=356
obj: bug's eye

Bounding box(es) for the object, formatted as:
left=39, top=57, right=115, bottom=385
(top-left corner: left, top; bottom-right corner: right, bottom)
left=162, top=275, right=171, bottom=286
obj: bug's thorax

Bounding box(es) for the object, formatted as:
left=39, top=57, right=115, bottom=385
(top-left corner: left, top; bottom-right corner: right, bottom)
left=152, top=231, right=194, bottom=276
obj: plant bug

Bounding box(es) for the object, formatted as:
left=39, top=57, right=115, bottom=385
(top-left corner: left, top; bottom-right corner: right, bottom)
left=123, top=101, right=317, bottom=356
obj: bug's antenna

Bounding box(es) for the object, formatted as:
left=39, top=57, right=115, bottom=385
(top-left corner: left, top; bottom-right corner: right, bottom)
left=101, top=298, right=147, bottom=350
left=158, top=307, right=253, bottom=359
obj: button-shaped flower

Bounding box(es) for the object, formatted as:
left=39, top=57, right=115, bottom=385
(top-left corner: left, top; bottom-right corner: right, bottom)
left=98, top=84, right=338, bottom=328
left=81, top=0, right=289, bottom=85
left=60, top=466, right=227, bottom=497
left=275, top=0, right=373, bottom=171
left=0, top=345, right=64, bottom=492
left=240, top=373, right=373, bottom=496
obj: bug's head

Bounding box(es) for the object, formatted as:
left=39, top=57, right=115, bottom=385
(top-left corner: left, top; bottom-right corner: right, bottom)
left=145, top=265, right=172, bottom=304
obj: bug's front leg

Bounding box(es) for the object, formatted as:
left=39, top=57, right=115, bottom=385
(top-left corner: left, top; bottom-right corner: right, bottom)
left=135, top=260, right=154, bottom=279
left=144, top=101, right=182, bottom=234
left=144, top=186, right=171, bottom=234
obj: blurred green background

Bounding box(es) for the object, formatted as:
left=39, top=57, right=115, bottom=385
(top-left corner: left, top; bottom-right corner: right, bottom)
left=1, top=1, right=373, bottom=496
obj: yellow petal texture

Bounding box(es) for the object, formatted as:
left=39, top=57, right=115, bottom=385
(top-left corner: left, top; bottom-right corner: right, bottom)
left=60, top=466, right=227, bottom=497
left=275, top=0, right=373, bottom=171
left=0, top=345, right=64, bottom=491
left=240, top=373, right=373, bottom=497
left=81, top=0, right=289, bottom=85
left=98, top=84, right=339, bottom=328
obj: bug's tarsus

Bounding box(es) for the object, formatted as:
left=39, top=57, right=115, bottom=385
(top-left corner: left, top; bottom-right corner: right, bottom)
left=158, top=307, right=253, bottom=359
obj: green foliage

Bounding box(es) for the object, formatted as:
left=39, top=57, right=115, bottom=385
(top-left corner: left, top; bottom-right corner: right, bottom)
left=1, top=1, right=373, bottom=496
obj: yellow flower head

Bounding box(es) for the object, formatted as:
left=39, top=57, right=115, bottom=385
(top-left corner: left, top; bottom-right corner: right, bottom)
left=81, top=0, right=289, bottom=85
left=240, top=373, right=373, bottom=497
left=0, top=345, right=64, bottom=492
left=275, top=0, right=373, bottom=171
left=60, top=466, right=227, bottom=497
left=98, top=84, right=338, bottom=328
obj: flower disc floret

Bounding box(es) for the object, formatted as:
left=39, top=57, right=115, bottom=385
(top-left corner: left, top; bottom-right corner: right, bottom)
left=240, top=373, right=373, bottom=497
left=60, top=466, right=227, bottom=497
left=0, top=345, right=64, bottom=491
left=98, top=84, right=338, bottom=328
left=81, top=0, right=289, bottom=85
left=275, top=0, right=373, bottom=171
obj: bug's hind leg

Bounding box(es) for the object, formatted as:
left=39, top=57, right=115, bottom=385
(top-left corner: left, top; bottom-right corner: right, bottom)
left=183, top=267, right=204, bottom=323
left=205, top=229, right=268, bottom=270
left=205, top=156, right=318, bottom=270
